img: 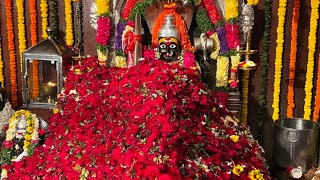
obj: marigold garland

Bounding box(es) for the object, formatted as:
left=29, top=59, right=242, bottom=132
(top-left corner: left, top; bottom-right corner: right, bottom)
left=247, top=0, right=259, bottom=6
left=286, top=0, right=300, bottom=118
left=16, top=0, right=26, bottom=72
left=5, top=0, right=18, bottom=108
left=40, top=0, right=48, bottom=39
left=216, top=56, right=229, bottom=87
left=304, top=0, right=320, bottom=120
left=30, top=0, right=40, bottom=99
left=313, top=54, right=320, bottom=121
left=272, top=0, right=287, bottom=121
left=241, top=71, right=249, bottom=124
left=225, top=0, right=238, bottom=21
left=65, top=0, right=74, bottom=46
left=151, top=4, right=193, bottom=52
left=96, top=0, right=110, bottom=16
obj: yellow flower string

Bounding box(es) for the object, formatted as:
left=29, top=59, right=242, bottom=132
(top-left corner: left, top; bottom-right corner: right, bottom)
left=241, top=70, right=249, bottom=124
left=247, top=0, right=259, bottom=6
left=16, top=0, right=26, bottom=72
left=225, top=0, right=238, bottom=20
left=248, top=169, right=264, bottom=180
left=303, top=0, right=320, bottom=120
left=216, top=56, right=229, bottom=87
left=30, top=0, right=40, bottom=99
left=40, top=0, right=48, bottom=39
left=272, top=0, right=287, bottom=121
left=65, top=0, right=74, bottom=46
left=0, top=39, right=4, bottom=87
left=96, top=0, right=110, bottom=16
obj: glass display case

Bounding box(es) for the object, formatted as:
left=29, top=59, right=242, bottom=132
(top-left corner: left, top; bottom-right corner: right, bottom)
left=22, top=30, right=73, bottom=109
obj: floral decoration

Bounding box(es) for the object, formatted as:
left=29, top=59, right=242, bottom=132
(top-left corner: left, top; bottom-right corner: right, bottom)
left=0, top=110, right=40, bottom=167
left=313, top=54, right=320, bottom=120
left=272, top=0, right=287, bottom=121
left=96, top=0, right=110, bottom=65
left=5, top=0, right=18, bottom=108
left=40, top=0, right=48, bottom=39
left=0, top=38, right=4, bottom=87
left=151, top=3, right=193, bottom=52
left=287, top=0, right=300, bottom=118
left=5, top=57, right=270, bottom=179
left=201, top=0, right=222, bottom=26
left=247, top=0, right=259, bottom=6
left=216, top=56, right=229, bottom=87
left=49, top=0, right=59, bottom=39
left=122, top=0, right=138, bottom=20
left=196, top=8, right=215, bottom=33
left=65, top=0, right=74, bottom=46
left=16, top=0, right=26, bottom=72
left=303, top=0, right=320, bottom=120
left=30, top=0, right=40, bottom=99
left=225, top=0, right=238, bottom=21
left=128, top=0, right=155, bottom=21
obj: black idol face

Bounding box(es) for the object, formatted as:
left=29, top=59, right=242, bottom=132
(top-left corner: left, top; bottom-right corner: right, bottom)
left=158, top=37, right=179, bottom=62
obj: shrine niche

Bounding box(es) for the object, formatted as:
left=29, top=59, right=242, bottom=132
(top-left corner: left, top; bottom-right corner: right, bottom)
left=111, top=0, right=257, bottom=121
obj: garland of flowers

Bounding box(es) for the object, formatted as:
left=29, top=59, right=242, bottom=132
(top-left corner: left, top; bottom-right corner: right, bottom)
left=75, top=0, right=83, bottom=53
left=40, top=0, right=48, bottom=39
left=241, top=71, right=249, bottom=124
left=49, top=0, right=59, bottom=39
left=303, top=0, right=320, bottom=120
left=30, top=0, right=40, bottom=99
left=151, top=3, right=193, bottom=52
left=286, top=0, right=300, bottom=118
left=247, top=0, right=259, bottom=6
left=272, top=0, right=287, bottom=121
left=96, top=0, right=110, bottom=65
left=201, top=0, right=223, bottom=26
left=16, top=0, right=26, bottom=72
left=122, top=0, right=138, bottom=20
left=1, top=110, right=39, bottom=179
left=257, top=0, right=271, bottom=143
left=216, top=56, right=229, bottom=87
left=5, top=0, right=18, bottom=108
left=65, top=0, right=74, bottom=47
left=313, top=54, right=320, bottom=120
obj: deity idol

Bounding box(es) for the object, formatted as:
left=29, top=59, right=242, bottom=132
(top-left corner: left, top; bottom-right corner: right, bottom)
left=157, top=14, right=180, bottom=63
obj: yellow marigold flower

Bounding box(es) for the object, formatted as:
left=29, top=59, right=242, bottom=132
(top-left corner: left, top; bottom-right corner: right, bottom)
left=96, top=0, right=110, bottom=16
left=248, top=169, right=264, bottom=180
left=26, top=126, right=34, bottom=133
left=53, top=107, right=59, bottom=114
left=232, top=164, right=244, bottom=176
left=230, top=135, right=239, bottom=143
left=25, top=134, right=32, bottom=140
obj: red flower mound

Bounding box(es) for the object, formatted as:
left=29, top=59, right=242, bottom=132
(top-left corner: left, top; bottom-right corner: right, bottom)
left=5, top=57, right=271, bottom=179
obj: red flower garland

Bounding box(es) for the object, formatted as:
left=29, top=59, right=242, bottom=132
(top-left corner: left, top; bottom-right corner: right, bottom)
left=225, top=23, right=241, bottom=50
left=96, top=16, right=111, bottom=46
left=5, top=0, right=18, bottom=108
left=121, top=0, right=138, bottom=20
left=201, top=0, right=222, bottom=25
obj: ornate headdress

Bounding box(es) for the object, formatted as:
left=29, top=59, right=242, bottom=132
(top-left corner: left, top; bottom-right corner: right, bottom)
left=158, top=15, right=180, bottom=41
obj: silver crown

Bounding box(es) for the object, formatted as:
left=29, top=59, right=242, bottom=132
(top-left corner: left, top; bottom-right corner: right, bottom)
left=158, top=14, right=180, bottom=41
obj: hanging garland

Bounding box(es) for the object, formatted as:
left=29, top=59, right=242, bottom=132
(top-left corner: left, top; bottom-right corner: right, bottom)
left=216, top=56, right=229, bottom=87
left=247, top=0, right=259, bottom=6
left=122, top=0, right=138, bottom=20
left=30, top=0, right=40, bottom=99
left=272, top=0, right=287, bottom=121
left=195, top=8, right=215, bottom=33
left=286, top=0, right=300, bottom=118
left=16, top=0, right=27, bottom=72
left=128, top=0, right=155, bottom=21
left=241, top=71, right=249, bottom=124
left=75, top=0, right=83, bottom=52
left=65, top=0, right=74, bottom=47
left=303, top=0, right=320, bottom=120
left=257, top=0, right=271, bottom=143
left=5, top=0, right=18, bottom=108
left=40, top=0, right=48, bottom=39
left=96, top=0, right=110, bottom=65
left=201, top=0, right=223, bottom=26
left=49, top=0, right=59, bottom=39
left=313, top=54, right=320, bottom=121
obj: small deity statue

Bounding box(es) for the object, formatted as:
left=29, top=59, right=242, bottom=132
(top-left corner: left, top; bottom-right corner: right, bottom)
left=157, top=14, right=180, bottom=63
left=14, top=115, right=27, bottom=157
